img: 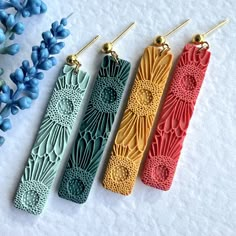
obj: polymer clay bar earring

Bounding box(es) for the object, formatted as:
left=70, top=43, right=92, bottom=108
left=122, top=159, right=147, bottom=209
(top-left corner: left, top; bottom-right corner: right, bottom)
left=58, top=23, right=135, bottom=203
left=14, top=36, right=100, bottom=214
left=102, top=20, right=190, bottom=195
left=141, top=19, right=228, bottom=191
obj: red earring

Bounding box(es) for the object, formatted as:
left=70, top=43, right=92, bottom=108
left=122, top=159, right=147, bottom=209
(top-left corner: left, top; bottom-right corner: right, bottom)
left=141, top=19, right=229, bottom=191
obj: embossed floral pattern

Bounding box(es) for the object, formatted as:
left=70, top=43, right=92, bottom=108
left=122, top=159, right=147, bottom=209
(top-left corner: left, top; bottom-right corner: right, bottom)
left=141, top=44, right=211, bottom=191
left=14, top=66, right=90, bottom=214
left=103, top=46, right=173, bottom=195
left=58, top=56, right=131, bottom=204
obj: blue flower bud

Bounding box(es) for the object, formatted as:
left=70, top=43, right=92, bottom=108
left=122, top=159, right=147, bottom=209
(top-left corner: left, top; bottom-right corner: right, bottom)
left=27, top=85, right=38, bottom=94
left=29, top=93, right=39, bottom=100
left=22, top=60, right=30, bottom=69
left=40, top=2, right=47, bottom=13
left=35, top=72, right=44, bottom=80
left=49, top=57, right=56, bottom=66
left=49, top=44, right=61, bottom=54
left=48, top=37, right=57, bottom=45
left=42, top=31, right=51, bottom=42
left=21, top=0, right=47, bottom=17
left=22, top=10, right=30, bottom=17
left=29, top=66, right=37, bottom=76
left=29, top=85, right=38, bottom=94
left=31, top=50, right=38, bottom=64
left=60, top=18, right=67, bottom=26
left=17, top=83, right=25, bottom=90
left=57, top=29, right=70, bottom=39
left=0, top=94, right=9, bottom=103
left=40, top=42, right=46, bottom=48
left=6, top=14, right=15, bottom=28
left=39, top=48, right=49, bottom=59
left=14, top=68, right=24, bottom=82
left=11, top=105, right=19, bottom=115
left=29, top=78, right=39, bottom=86
left=56, top=24, right=64, bottom=33
left=1, top=118, right=12, bottom=131
left=58, top=42, right=65, bottom=49
left=38, top=59, right=52, bottom=70
left=32, top=46, right=39, bottom=51
left=52, top=21, right=59, bottom=30
left=4, top=43, right=20, bottom=55
left=2, top=84, right=9, bottom=93
left=13, top=22, right=25, bottom=35
left=24, top=76, right=30, bottom=82
left=0, top=11, right=8, bottom=21
left=17, top=96, right=32, bottom=109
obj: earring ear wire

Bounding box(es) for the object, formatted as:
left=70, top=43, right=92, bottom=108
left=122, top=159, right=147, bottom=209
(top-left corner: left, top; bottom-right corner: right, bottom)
left=66, top=35, right=100, bottom=68
left=192, top=19, right=229, bottom=46
left=101, top=22, right=135, bottom=54
left=101, top=22, right=135, bottom=63
left=154, top=19, right=190, bottom=46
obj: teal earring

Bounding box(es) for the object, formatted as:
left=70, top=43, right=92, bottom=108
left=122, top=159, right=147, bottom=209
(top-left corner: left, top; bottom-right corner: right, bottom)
left=58, top=23, right=135, bottom=204
left=14, top=36, right=100, bottom=215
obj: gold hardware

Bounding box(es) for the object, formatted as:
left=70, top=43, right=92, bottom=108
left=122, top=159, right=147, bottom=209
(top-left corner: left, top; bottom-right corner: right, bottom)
left=66, top=35, right=100, bottom=68
left=154, top=19, right=190, bottom=47
left=192, top=19, right=229, bottom=47
left=101, top=23, right=135, bottom=63
left=102, top=22, right=135, bottom=53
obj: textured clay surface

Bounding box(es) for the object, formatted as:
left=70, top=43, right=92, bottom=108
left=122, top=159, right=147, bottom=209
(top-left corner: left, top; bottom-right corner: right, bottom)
left=103, top=47, right=173, bottom=195
left=0, top=0, right=236, bottom=235
left=14, top=65, right=90, bottom=214
left=58, top=56, right=131, bottom=204
left=141, top=44, right=210, bottom=191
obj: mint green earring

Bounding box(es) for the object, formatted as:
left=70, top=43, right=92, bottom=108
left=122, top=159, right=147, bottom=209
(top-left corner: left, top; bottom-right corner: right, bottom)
left=14, top=36, right=100, bottom=215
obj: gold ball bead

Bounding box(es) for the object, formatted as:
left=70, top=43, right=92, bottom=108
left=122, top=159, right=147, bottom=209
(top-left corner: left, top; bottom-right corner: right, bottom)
left=102, top=42, right=113, bottom=53
left=154, top=36, right=166, bottom=46
left=66, top=55, right=78, bottom=65
left=192, top=34, right=204, bottom=44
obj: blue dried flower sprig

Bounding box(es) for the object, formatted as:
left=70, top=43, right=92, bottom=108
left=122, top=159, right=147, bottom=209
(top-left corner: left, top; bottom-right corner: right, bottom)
left=0, top=18, right=70, bottom=146
left=0, top=0, right=47, bottom=55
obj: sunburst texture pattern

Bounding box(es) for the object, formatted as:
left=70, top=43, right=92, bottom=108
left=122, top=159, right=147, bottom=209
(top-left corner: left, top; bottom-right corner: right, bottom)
left=14, top=65, right=90, bottom=214
left=58, top=56, right=131, bottom=204
left=141, top=44, right=211, bottom=191
left=103, top=46, right=173, bottom=195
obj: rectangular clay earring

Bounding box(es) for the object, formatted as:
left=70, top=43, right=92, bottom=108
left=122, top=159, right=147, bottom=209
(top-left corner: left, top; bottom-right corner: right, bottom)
left=141, top=19, right=228, bottom=190
left=102, top=20, right=190, bottom=195
left=58, top=23, right=134, bottom=203
left=14, top=36, right=100, bottom=214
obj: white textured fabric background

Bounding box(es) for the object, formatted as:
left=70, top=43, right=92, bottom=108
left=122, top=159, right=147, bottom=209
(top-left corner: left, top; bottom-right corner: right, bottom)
left=0, top=0, right=236, bottom=235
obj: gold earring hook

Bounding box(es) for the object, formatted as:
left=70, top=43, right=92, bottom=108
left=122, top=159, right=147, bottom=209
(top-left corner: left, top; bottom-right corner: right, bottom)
left=75, top=35, right=100, bottom=56
left=154, top=19, right=190, bottom=46
left=66, top=35, right=100, bottom=67
left=164, top=19, right=191, bottom=37
left=101, top=22, right=135, bottom=54
left=192, top=19, right=229, bottom=45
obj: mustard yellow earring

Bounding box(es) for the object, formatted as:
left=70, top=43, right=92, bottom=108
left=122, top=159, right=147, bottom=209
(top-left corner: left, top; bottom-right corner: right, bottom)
left=102, top=20, right=190, bottom=195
